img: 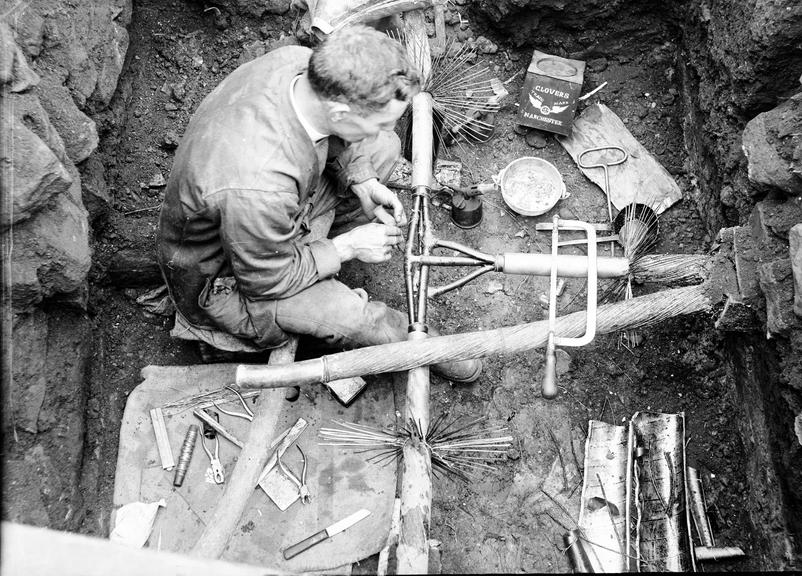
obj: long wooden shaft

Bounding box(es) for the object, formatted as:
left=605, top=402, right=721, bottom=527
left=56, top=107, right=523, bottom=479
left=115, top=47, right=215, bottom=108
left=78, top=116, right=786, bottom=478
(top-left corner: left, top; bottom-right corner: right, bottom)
left=237, top=284, right=716, bottom=390
left=191, top=339, right=297, bottom=558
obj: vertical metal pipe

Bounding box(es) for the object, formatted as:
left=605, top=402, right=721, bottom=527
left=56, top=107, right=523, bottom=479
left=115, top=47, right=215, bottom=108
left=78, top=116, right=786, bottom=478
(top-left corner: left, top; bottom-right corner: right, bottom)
left=397, top=90, right=436, bottom=575
left=411, top=92, right=434, bottom=327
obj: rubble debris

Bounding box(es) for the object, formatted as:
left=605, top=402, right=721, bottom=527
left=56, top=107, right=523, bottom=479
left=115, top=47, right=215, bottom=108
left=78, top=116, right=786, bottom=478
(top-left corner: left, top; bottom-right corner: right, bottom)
left=161, top=130, right=180, bottom=149
left=472, top=35, right=498, bottom=54
left=484, top=279, right=504, bottom=294
left=524, top=129, right=548, bottom=148
left=148, top=171, right=166, bottom=188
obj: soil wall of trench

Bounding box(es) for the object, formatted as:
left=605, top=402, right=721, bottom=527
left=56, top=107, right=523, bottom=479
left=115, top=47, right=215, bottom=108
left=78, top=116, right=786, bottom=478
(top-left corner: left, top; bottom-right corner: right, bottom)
left=2, top=0, right=801, bottom=568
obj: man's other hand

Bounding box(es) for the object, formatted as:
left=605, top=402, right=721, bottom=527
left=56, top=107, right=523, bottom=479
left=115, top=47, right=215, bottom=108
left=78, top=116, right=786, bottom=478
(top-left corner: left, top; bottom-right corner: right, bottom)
left=332, top=222, right=405, bottom=263
left=351, top=178, right=408, bottom=227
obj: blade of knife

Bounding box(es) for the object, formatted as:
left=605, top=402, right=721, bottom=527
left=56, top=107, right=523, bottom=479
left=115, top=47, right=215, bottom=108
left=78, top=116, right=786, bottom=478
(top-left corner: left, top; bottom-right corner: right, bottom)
left=325, top=508, right=371, bottom=536
left=283, top=509, right=371, bottom=561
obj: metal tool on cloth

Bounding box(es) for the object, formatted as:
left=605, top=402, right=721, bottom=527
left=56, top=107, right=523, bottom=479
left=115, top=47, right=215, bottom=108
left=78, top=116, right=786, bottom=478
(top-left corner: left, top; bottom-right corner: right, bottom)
left=276, top=445, right=311, bottom=504
left=541, top=215, right=598, bottom=399
left=199, top=422, right=225, bottom=484
left=578, top=145, right=628, bottom=256
left=212, top=385, right=254, bottom=421
left=283, top=509, right=371, bottom=560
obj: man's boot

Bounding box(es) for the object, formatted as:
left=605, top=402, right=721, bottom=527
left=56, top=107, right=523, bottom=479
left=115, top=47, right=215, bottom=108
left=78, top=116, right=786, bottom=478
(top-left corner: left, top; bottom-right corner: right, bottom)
left=430, top=358, right=483, bottom=383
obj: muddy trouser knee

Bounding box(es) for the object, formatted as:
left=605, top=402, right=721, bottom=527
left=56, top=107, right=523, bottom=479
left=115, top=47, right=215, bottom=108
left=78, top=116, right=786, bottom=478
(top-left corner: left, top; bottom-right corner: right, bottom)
left=274, top=279, right=480, bottom=379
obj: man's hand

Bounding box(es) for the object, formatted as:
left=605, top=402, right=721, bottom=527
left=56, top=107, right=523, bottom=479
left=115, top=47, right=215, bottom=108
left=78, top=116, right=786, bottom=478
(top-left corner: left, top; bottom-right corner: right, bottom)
left=332, top=223, right=404, bottom=263
left=351, top=178, right=408, bottom=227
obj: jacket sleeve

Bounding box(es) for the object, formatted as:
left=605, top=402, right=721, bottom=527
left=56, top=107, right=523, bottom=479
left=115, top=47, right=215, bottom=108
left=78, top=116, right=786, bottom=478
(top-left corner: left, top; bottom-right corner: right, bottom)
left=326, top=135, right=380, bottom=192
left=211, top=187, right=341, bottom=300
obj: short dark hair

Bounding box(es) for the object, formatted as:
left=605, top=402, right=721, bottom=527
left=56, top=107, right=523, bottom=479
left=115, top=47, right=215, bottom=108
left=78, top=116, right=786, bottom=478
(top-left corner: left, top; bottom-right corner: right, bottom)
left=308, top=24, right=420, bottom=113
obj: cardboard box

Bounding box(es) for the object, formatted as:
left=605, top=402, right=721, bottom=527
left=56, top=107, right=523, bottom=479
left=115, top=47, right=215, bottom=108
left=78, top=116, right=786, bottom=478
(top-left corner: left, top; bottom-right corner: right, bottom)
left=516, top=51, right=585, bottom=136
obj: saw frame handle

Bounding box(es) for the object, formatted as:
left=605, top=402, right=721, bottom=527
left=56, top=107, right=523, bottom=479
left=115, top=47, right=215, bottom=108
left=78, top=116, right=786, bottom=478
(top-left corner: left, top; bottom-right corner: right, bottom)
left=541, top=216, right=599, bottom=399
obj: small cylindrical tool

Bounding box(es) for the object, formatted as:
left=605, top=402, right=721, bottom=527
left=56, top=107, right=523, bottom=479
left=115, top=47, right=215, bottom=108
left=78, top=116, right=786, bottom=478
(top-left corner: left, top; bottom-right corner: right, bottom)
left=173, top=425, right=198, bottom=487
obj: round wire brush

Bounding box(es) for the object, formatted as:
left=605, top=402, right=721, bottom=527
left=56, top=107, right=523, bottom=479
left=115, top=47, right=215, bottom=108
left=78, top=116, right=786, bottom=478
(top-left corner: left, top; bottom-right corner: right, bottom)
left=613, top=203, right=660, bottom=259
left=391, top=31, right=501, bottom=160
left=319, top=413, right=513, bottom=482
left=599, top=202, right=660, bottom=348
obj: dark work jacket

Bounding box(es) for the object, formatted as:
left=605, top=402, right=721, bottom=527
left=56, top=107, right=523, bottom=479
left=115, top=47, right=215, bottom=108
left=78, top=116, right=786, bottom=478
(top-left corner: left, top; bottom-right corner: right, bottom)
left=157, top=46, right=376, bottom=342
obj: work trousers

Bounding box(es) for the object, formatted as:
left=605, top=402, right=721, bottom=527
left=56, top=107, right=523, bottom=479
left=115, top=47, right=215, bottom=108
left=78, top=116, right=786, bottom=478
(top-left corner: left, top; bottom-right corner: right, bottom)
left=275, top=130, right=410, bottom=349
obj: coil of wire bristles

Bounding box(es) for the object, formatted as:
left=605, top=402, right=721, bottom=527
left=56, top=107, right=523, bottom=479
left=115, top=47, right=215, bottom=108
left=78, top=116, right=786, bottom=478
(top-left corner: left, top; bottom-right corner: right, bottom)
left=319, top=414, right=513, bottom=482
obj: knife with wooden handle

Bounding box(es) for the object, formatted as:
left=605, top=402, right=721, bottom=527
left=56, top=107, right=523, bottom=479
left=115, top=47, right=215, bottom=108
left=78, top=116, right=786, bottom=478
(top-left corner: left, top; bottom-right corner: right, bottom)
left=283, top=509, right=371, bottom=560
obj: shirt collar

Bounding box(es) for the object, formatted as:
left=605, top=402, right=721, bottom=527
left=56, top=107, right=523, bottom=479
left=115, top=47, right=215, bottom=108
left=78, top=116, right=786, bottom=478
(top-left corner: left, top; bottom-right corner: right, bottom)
left=290, top=74, right=328, bottom=144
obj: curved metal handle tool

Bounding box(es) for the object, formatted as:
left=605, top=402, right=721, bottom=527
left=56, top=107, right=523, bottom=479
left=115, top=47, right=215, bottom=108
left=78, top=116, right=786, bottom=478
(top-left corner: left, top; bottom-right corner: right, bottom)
left=541, top=216, right=599, bottom=399
left=578, top=145, right=628, bottom=257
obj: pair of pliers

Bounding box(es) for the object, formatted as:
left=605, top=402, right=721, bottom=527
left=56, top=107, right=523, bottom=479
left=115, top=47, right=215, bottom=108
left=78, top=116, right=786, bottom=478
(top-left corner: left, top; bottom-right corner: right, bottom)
left=213, top=386, right=254, bottom=421
left=199, top=424, right=225, bottom=484
left=276, top=445, right=310, bottom=504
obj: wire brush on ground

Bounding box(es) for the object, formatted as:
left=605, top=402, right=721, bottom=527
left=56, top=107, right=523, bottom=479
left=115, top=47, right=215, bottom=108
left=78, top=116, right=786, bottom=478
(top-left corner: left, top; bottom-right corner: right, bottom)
left=320, top=413, right=513, bottom=482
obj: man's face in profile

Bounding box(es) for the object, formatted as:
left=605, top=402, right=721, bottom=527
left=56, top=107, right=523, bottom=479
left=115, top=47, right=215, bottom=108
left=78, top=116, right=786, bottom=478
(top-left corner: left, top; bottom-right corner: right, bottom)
left=330, top=99, right=409, bottom=143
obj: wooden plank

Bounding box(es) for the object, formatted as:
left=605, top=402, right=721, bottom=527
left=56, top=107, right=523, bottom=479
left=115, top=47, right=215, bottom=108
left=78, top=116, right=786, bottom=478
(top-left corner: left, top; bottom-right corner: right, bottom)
left=558, top=103, right=682, bottom=215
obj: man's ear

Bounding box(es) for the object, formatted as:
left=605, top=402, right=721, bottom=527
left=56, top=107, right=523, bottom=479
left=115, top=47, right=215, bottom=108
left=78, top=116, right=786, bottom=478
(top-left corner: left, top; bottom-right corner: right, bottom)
left=327, top=101, right=351, bottom=123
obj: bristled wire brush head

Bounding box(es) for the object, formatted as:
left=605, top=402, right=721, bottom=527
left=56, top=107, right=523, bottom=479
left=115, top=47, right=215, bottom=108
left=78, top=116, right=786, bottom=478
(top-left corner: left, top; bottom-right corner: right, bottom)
left=319, top=414, right=513, bottom=482
left=598, top=202, right=661, bottom=305
left=613, top=203, right=660, bottom=260
left=390, top=30, right=500, bottom=154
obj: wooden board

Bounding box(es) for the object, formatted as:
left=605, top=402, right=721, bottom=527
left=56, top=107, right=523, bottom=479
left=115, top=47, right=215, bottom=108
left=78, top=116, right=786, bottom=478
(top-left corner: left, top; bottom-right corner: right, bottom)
left=558, top=103, right=682, bottom=214
left=113, top=363, right=398, bottom=573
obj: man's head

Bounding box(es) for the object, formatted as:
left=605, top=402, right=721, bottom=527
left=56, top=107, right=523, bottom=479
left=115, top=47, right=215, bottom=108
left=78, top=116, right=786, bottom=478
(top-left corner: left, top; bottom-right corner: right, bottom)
left=308, top=25, right=420, bottom=143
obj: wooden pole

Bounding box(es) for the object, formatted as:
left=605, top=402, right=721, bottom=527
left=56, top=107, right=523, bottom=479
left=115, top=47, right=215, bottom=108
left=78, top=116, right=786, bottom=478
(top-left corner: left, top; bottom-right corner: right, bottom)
left=190, top=339, right=297, bottom=558
left=397, top=335, right=433, bottom=573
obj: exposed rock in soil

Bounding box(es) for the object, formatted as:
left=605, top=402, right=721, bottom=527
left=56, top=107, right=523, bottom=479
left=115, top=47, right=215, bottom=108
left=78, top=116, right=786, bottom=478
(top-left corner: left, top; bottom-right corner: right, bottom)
left=742, top=93, right=802, bottom=196
left=678, top=0, right=802, bottom=229
left=0, top=21, right=40, bottom=90
left=80, top=155, right=112, bottom=227
left=34, top=76, right=99, bottom=164
left=10, top=183, right=91, bottom=310
left=4, top=308, right=92, bottom=531
left=4, top=114, right=73, bottom=230
left=792, top=224, right=802, bottom=317
left=2, top=31, right=92, bottom=312
left=9, top=0, right=132, bottom=112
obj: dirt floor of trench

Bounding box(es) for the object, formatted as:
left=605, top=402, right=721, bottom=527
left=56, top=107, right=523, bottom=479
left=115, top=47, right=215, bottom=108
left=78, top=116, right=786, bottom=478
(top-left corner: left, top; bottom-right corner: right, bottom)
left=77, top=0, right=766, bottom=571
